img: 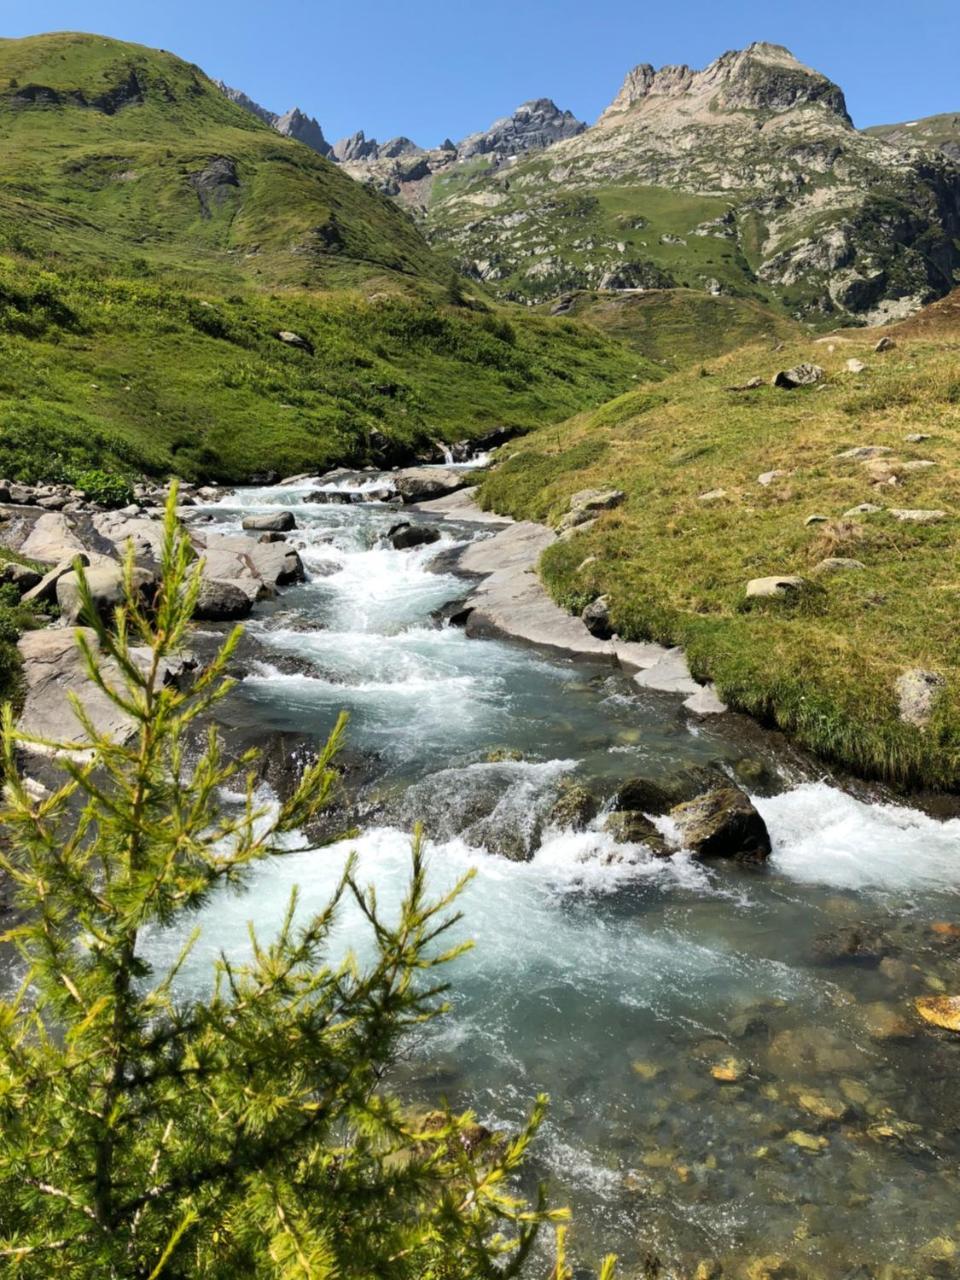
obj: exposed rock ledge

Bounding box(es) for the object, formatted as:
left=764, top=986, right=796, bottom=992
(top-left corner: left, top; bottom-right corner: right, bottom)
left=414, top=488, right=727, bottom=716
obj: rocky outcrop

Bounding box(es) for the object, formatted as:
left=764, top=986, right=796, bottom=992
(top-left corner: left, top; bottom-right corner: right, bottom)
left=56, top=565, right=156, bottom=625
left=215, top=82, right=331, bottom=156
left=457, top=99, right=585, bottom=160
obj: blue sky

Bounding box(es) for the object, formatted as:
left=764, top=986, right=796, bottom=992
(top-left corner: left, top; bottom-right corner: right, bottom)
left=4, top=0, right=959, bottom=145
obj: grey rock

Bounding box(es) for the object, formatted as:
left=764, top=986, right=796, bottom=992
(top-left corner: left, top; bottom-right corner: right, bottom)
left=804, top=514, right=829, bottom=525
left=0, top=561, right=42, bottom=594
left=896, top=668, right=946, bottom=728
left=874, top=336, right=897, bottom=352
left=194, top=579, right=254, bottom=621
left=758, top=469, right=788, bottom=486
left=843, top=503, right=882, bottom=517
left=276, top=330, right=313, bottom=354
left=386, top=522, right=441, bottom=550
left=394, top=467, right=471, bottom=503
left=772, top=363, right=824, bottom=389
left=56, top=565, right=156, bottom=626
left=16, top=628, right=188, bottom=754
left=845, top=358, right=868, bottom=373
left=603, top=810, right=670, bottom=855
left=835, top=445, right=893, bottom=461
left=20, top=512, right=87, bottom=565
left=745, top=575, right=808, bottom=599
left=811, top=557, right=866, bottom=574
left=890, top=508, right=946, bottom=523
left=258, top=531, right=288, bottom=544
left=22, top=554, right=90, bottom=605
left=241, top=511, right=296, bottom=532
left=669, top=786, right=771, bottom=861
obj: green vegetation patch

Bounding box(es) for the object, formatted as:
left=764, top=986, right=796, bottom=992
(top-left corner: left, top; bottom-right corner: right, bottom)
left=481, top=334, right=960, bottom=789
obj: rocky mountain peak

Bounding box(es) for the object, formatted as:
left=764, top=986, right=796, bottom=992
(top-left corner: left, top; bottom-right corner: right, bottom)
left=274, top=106, right=331, bottom=156
left=599, top=43, right=851, bottom=126
left=457, top=98, right=585, bottom=161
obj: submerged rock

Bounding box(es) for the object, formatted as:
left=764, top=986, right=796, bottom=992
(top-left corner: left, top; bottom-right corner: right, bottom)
left=915, top=995, right=960, bottom=1032
left=669, top=786, right=771, bottom=861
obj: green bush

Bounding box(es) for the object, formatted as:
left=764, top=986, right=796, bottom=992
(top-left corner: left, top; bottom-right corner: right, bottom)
left=69, top=467, right=134, bottom=508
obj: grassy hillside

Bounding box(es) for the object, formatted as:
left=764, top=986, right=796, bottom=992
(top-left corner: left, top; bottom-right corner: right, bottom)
left=0, top=33, right=650, bottom=482
left=867, top=113, right=960, bottom=163
left=481, top=330, right=960, bottom=790
left=548, top=288, right=801, bottom=368
left=0, top=254, right=648, bottom=482
left=429, top=176, right=771, bottom=306
left=0, top=31, right=443, bottom=291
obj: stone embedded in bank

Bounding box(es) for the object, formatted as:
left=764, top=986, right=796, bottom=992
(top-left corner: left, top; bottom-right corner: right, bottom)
left=896, top=667, right=945, bottom=728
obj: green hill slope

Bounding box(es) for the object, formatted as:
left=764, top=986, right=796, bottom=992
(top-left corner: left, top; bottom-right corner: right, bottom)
left=0, top=31, right=442, bottom=290
left=480, top=330, right=960, bottom=790
left=0, top=33, right=646, bottom=482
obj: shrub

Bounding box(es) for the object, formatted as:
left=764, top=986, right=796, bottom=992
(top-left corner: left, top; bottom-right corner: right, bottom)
left=69, top=466, right=134, bottom=508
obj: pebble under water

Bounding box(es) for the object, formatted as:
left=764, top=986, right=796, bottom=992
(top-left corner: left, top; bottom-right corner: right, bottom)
left=147, top=473, right=960, bottom=1278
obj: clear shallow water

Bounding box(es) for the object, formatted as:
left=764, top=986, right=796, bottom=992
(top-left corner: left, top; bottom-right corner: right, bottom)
left=158, top=476, right=960, bottom=1276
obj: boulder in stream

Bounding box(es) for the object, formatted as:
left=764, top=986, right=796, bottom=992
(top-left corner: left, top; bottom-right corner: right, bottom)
left=56, top=565, right=157, bottom=626
left=242, top=511, right=296, bottom=533
left=386, top=522, right=441, bottom=551
left=393, top=467, right=471, bottom=503
left=194, top=579, right=254, bottom=621
left=669, top=785, right=771, bottom=861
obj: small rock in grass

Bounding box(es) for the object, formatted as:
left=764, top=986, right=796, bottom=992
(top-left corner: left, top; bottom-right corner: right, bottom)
left=745, top=575, right=808, bottom=599
left=758, top=469, right=788, bottom=486
left=890, top=508, right=946, bottom=523
left=896, top=668, right=946, bottom=728
left=773, top=363, right=824, bottom=389
left=576, top=556, right=597, bottom=573
left=726, top=376, right=764, bottom=392
left=843, top=503, right=882, bottom=517
left=811, top=557, right=865, bottom=574
left=905, top=432, right=930, bottom=443
left=845, top=358, right=867, bottom=373
left=804, top=514, right=829, bottom=525
left=698, top=488, right=727, bottom=502
left=899, top=459, right=936, bottom=472
left=835, top=445, right=892, bottom=460
left=874, top=335, right=897, bottom=353
left=276, top=330, right=313, bottom=353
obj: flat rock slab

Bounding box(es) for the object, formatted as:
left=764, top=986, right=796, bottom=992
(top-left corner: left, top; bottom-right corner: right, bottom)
left=17, top=628, right=185, bottom=755
left=192, top=532, right=303, bottom=601
left=92, top=511, right=167, bottom=561
left=413, top=486, right=509, bottom=524
left=446, top=494, right=725, bottom=714
left=20, top=512, right=88, bottom=565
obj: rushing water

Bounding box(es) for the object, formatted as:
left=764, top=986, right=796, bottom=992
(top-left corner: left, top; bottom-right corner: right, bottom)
left=152, top=471, right=960, bottom=1277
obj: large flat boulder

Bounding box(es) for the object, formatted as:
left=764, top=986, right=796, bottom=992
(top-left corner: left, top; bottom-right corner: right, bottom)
left=394, top=467, right=471, bottom=503
left=20, top=512, right=87, bottom=565
left=56, top=565, right=157, bottom=625
left=241, top=511, right=296, bottom=532
left=16, top=628, right=187, bottom=755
